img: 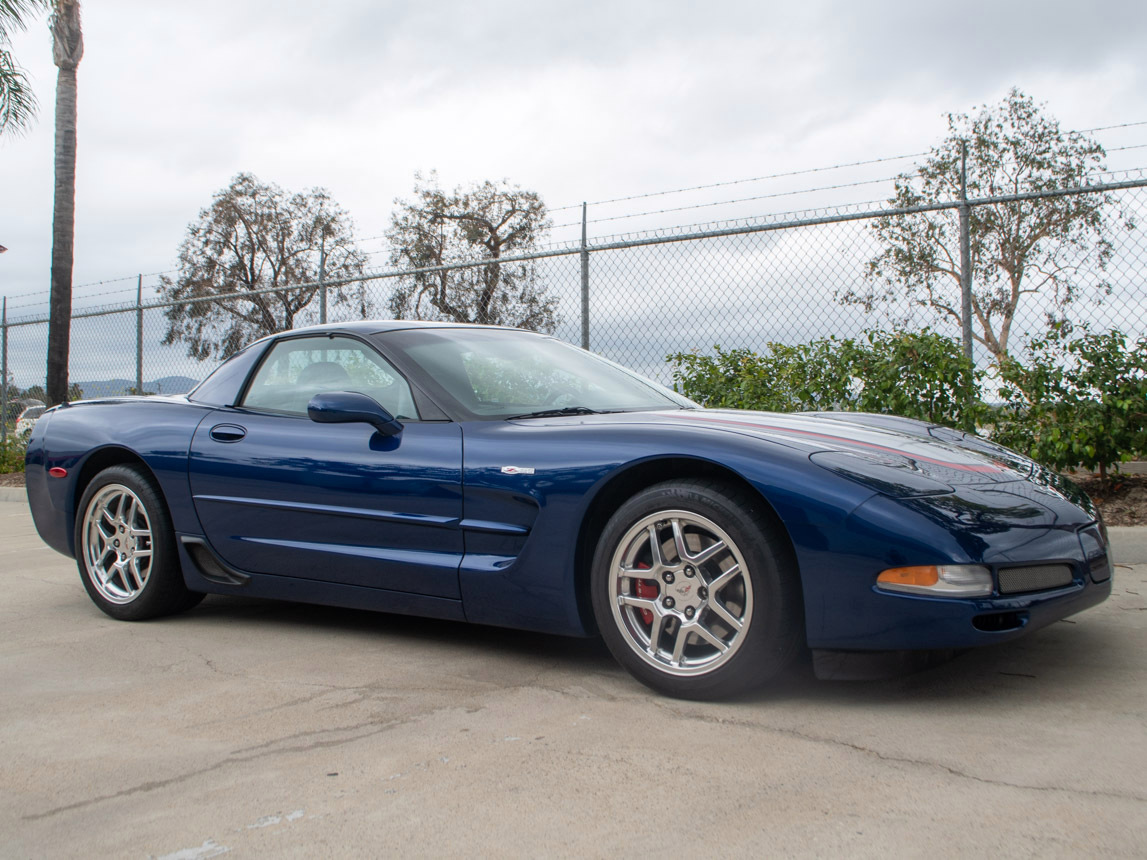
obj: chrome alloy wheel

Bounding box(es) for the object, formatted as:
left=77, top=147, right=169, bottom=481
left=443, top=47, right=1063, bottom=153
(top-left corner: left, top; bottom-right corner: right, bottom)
left=608, top=510, right=753, bottom=676
left=81, top=483, right=154, bottom=604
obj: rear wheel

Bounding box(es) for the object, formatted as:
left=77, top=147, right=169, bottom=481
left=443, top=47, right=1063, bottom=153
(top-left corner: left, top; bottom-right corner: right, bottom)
left=591, top=479, right=802, bottom=699
left=75, top=465, right=203, bottom=620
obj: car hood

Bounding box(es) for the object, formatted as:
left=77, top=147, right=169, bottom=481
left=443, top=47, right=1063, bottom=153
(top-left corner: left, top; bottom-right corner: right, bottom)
left=656, top=409, right=1022, bottom=483
left=529, top=408, right=1085, bottom=503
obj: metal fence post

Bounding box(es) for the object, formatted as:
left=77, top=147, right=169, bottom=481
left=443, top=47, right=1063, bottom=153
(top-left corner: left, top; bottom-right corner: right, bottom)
left=580, top=202, right=590, bottom=350
left=959, top=141, right=974, bottom=362
left=319, top=234, right=328, bottom=325
left=1, top=296, right=7, bottom=442
left=135, top=275, right=144, bottom=395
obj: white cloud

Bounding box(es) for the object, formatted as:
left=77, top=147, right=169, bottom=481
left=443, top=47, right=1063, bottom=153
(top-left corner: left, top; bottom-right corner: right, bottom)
left=1, top=0, right=1144, bottom=323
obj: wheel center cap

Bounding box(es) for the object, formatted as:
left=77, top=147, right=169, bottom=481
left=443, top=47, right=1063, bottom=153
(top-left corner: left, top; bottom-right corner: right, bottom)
left=670, top=578, right=702, bottom=611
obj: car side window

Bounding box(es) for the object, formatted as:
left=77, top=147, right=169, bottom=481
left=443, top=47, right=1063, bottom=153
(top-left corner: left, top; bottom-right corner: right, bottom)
left=241, top=336, right=419, bottom=420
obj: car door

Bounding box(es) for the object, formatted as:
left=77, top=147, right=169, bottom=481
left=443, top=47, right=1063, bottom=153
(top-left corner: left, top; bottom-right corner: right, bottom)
left=187, top=333, right=463, bottom=598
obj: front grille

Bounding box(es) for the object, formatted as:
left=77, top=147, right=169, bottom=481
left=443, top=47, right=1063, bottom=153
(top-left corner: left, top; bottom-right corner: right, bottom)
left=1090, top=555, right=1112, bottom=583
left=998, top=564, right=1074, bottom=595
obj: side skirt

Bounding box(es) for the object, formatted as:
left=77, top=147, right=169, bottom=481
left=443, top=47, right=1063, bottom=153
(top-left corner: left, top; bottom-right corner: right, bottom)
left=175, top=534, right=467, bottom=623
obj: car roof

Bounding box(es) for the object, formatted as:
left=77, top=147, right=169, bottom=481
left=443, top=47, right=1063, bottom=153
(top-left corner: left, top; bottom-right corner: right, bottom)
left=259, top=320, right=543, bottom=340
left=234, top=321, right=557, bottom=360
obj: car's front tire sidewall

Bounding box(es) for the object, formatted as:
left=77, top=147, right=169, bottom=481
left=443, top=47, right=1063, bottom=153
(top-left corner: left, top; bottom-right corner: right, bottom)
left=591, top=480, right=801, bottom=700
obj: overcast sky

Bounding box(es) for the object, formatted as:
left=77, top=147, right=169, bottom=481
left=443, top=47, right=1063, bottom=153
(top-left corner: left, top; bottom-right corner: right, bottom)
left=2, top=0, right=1146, bottom=320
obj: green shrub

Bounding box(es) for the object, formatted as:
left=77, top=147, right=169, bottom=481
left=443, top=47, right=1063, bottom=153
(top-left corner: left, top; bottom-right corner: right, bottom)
left=0, top=434, right=27, bottom=474
left=667, top=339, right=853, bottom=412
left=844, top=331, right=983, bottom=431
left=994, top=328, right=1147, bottom=480
left=668, top=330, right=982, bottom=431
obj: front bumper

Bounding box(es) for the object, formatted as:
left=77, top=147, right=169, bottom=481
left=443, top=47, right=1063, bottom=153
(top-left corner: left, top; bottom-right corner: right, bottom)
left=823, top=569, right=1112, bottom=652
left=799, top=487, right=1113, bottom=651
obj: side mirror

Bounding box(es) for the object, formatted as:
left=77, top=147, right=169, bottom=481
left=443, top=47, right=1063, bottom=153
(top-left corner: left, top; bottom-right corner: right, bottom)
left=307, top=391, right=403, bottom=437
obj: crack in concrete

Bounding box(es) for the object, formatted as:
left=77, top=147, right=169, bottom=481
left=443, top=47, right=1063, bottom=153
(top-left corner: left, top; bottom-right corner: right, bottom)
left=164, top=640, right=354, bottom=695
left=23, top=718, right=404, bottom=822
left=227, top=718, right=394, bottom=757
left=21, top=698, right=487, bottom=822
left=652, top=703, right=1147, bottom=804
left=187, top=689, right=347, bottom=729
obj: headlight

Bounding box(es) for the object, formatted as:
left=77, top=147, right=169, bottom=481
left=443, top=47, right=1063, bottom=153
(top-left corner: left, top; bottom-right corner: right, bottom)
left=876, top=564, right=993, bottom=597
left=810, top=450, right=953, bottom=498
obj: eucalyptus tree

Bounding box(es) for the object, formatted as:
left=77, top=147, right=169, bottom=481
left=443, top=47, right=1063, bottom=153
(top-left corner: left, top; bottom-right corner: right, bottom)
left=160, top=173, right=369, bottom=360
left=840, top=89, right=1121, bottom=361
left=386, top=174, right=558, bottom=332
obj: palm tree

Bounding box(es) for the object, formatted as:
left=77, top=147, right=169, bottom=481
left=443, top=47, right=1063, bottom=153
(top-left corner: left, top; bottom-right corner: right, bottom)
left=45, top=0, right=80, bottom=405
left=0, top=0, right=48, bottom=136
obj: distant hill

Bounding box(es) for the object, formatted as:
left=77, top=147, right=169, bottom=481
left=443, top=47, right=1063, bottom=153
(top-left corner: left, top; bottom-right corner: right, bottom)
left=148, top=376, right=200, bottom=395
left=72, top=376, right=200, bottom=398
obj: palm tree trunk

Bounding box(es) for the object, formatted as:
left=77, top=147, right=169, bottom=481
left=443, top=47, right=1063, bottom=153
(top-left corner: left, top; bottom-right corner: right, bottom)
left=46, top=0, right=82, bottom=406
left=46, top=63, right=76, bottom=405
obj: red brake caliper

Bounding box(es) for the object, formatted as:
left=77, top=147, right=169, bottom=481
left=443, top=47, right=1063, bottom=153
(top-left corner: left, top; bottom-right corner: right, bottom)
left=632, top=562, right=656, bottom=625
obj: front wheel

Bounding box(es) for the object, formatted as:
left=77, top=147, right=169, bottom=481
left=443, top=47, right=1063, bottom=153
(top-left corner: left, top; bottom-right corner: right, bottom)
left=75, top=465, right=203, bottom=620
left=590, top=479, right=802, bottom=699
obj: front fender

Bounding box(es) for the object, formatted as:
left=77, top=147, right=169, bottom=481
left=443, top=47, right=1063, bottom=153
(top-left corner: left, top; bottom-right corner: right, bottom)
left=455, top=418, right=878, bottom=637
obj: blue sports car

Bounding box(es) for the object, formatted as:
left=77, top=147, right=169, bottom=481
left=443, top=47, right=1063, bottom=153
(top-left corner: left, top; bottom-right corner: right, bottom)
left=25, top=322, right=1112, bottom=698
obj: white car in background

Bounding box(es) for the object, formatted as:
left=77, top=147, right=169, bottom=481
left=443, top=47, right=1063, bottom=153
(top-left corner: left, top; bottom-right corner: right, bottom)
left=16, top=403, right=46, bottom=437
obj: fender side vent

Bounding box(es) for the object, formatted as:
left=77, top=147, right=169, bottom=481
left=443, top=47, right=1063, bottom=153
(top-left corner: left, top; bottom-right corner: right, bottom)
left=998, top=564, right=1073, bottom=595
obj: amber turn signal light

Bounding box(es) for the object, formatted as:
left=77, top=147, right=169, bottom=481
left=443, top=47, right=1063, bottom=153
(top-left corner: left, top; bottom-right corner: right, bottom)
left=878, top=566, right=940, bottom=587
left=876, top=564, right=992, bottom=597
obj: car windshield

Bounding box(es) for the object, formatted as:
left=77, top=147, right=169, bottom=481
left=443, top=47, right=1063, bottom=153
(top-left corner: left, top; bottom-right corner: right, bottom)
left=381, top=328, right=695, bottom=420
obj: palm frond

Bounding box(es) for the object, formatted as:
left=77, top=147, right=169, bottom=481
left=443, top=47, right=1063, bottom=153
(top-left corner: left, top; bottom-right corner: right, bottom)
left=0, top=0, right=49, bottom=39
left=0, top=45, right=38, bottom=135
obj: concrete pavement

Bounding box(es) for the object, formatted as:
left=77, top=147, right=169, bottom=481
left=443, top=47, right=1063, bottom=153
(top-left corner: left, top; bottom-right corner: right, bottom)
left=1111, top=526, right=1147, bottom=565
left=2, top=498, right=1145, bottom=858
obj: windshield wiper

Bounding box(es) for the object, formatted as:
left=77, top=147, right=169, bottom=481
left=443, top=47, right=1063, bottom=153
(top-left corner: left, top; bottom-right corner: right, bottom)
left=506, top=406, right=602, bottom=420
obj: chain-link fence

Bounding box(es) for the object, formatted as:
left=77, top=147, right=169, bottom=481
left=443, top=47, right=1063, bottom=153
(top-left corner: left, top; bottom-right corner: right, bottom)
left=3, top=174, right=1146, bottom=435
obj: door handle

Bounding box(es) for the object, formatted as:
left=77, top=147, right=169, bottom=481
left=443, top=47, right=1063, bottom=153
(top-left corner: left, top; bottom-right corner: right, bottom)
left=209, top=424, right=247, bottom=443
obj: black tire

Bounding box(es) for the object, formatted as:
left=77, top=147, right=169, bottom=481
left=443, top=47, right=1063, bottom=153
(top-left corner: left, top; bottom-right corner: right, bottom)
left=74, top=465, right=204, bottom=621
left=590, top=479, right=803, bottom=699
